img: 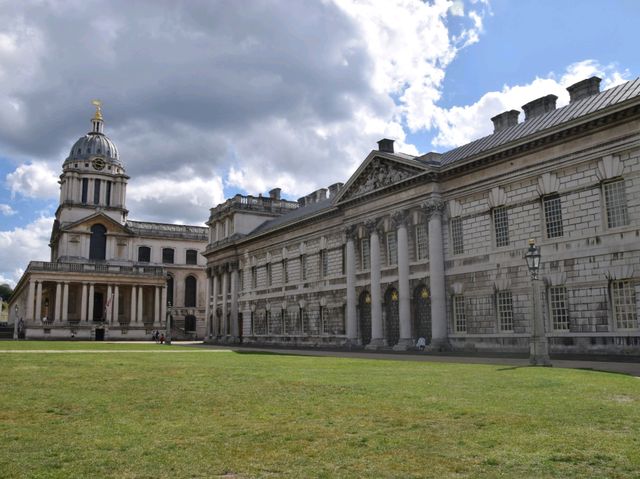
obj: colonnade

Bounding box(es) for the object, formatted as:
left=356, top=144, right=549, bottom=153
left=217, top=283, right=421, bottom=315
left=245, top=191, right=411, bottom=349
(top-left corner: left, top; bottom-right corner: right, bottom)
left=205, top=261, right=240, bottom=341
left=60, top=173, right=127, bottom=208
left=23, top=279, right=165, bottom=326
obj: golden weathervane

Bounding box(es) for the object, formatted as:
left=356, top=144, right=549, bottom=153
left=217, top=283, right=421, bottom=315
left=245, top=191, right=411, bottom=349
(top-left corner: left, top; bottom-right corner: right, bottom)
left=91, top=99, right=103, bottom=120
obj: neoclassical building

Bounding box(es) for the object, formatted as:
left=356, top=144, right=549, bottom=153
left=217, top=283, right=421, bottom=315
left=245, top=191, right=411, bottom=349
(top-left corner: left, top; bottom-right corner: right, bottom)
left=8, top=104, right=208, bottom=340
left=203, top=76, right=640, bottom=355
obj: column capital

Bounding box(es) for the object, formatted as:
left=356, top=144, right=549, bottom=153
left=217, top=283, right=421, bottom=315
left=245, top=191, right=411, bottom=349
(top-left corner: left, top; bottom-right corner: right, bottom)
left=364, top=217, right=384, bottom=236
left=344, top=224, right=359, bottom=241
left=391, top=210, right=410, bottom=228
left=421, top=198, right=446, bottom=220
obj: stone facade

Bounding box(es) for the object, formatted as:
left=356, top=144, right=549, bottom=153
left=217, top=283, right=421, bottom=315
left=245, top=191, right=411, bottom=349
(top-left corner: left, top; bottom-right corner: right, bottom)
left=8, top=105, right=208, bottom=340
left=203, top=76, right=640, bottom=355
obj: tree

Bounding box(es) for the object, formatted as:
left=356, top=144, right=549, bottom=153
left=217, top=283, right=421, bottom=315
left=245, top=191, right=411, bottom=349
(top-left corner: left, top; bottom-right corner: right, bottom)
left=0, top=284, right=13, bottom=302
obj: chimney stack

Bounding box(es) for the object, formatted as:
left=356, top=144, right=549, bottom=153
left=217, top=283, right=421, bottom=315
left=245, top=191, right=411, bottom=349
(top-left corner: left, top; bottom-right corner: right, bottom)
left=522, top=94, right=558, bottom=121
left=377, top=138, right=395, bottom=153
left=566, top=77, right=601, bottom=103
left=491, top=110, right=520, bottom=133
left=269, top=188, right=281, bottom=200
left=328, top=182, right=344, bottom=197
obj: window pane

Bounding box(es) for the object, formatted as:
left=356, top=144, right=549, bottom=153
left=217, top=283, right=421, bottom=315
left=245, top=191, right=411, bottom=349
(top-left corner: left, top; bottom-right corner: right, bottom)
left=550, top=286, right=569, bottom=330
left=186, top=249, right=198, bottom=265
left=612, top=280, right=637, bottom=329
left=162, top=248, right=174, bottom=264
left=387, top=231, right=398, bottom=265
left=361, top=238, right=370, bottom=270
left=415, top=224, right=428, bottom=260
left=544, top=195, right=564, bottom=238
left=604, top=180, right=629, bottom=228
left=451, top=217, right=464, bottom=255
left=453, top=295, right=466, bottom=333
left=493, top=207, right=509, bottom=247
left=138, top=246, right=151, bottom=263
left=497, top=291, right=513, bottom=331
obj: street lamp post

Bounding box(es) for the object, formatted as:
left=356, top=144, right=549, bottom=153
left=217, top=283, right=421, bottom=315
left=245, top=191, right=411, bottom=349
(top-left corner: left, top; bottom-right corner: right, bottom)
left=525, top=239, right=551, bottom=366
left=165, top=301, right=172, bottom=345
left=13, top=304, right=19, bottom=340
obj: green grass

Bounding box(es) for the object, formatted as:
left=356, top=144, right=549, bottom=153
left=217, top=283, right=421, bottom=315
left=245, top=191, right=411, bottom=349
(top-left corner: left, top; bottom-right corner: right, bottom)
left=1, top=342, right=639, bottom=478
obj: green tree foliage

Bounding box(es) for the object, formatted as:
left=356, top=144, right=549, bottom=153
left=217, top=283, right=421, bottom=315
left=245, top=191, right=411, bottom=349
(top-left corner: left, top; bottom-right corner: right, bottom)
left=0, top=283, right=13, bottom=302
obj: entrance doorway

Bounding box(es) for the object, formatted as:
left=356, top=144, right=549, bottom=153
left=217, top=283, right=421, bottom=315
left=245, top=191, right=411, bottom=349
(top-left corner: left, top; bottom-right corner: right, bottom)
left=358, top=291, right=372, bottom=345
left=95, top=328, right=105, bottom=341
left=384, top=287, right=400, bottom=347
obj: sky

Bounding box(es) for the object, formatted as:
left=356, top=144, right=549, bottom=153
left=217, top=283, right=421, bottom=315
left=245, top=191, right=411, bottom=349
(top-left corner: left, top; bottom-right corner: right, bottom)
left=1, top=0, right=639, bottom=286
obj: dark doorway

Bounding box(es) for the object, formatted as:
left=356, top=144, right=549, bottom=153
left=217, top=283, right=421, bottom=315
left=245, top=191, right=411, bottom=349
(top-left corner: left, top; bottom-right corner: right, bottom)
left=358, top=291, right=372, bottom=345
left=384, top=287, right=400, bottom=346
left=185, top=276, right=197, bottom=307
left=238, top=312, right=243, bottom=341
left=93, top=292, right=104, bottom=321
left=167, top=276, right=174, bottom=306
left=413, top=284, right=431, bottom=341
left=185, top=315, right=196, bottom=332
left=89, top=224, right=107, bottom=260
left=95, top=328, right=105, bottom=341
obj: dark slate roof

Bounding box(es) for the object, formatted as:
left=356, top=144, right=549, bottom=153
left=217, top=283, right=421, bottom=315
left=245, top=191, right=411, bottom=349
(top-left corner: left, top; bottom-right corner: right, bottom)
left=127, top=220, right=207, bottom=240
left=436, top=77, right=640, bottom=167
left=250, top=198, right=334, bottom=235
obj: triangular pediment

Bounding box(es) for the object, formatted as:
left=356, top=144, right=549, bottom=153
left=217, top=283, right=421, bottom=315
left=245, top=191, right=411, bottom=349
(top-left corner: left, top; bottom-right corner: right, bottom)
left=61, top=211, right=131, bottom=235
left=335, top=154, right=427, bottom=204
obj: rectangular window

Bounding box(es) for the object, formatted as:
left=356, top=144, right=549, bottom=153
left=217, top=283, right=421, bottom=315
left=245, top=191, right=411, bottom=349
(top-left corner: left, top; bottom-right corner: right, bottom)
left=453, top=295, right=466, bottom=333
left=105, top=181, right=112, bottom=206
left=238, top=270, right=243, bottom=292
left=266, top=263, right=272, bottom=286
left=162, top=248, right=174, bottom=264
left=138, top=246, right=151, bottom=263
left=386, top=231, right=398, bottom=265
left=320, top=249, right=329, bottom=278
left=493, top=206, right=509, bottom=247
left=282, top=259, right=289, bottom=284
left=611, top=280, right=637, bottom=329
left=415, top=224, right=428, bottom=261
left=301, top=255, right=307, bottom=281
left=81, top=178, right=88, bottom=204
left=93, top=179, right=101, bottom=205
left=604, top=180, right=629, bottom=228
left=451, top=217, right=464, bottom=255
left=543, top=195, right=564, bottom=238
left=185, top=249, right=198, bottom=265
left=341, top=245, right=346, bottom=275
left=361, top=238, right=371, bottom=270
left=497, top=291, right=514, bottom=332
left=549, top=285, right=569, bottom=331
left=251, top=266, right=257, bottom=289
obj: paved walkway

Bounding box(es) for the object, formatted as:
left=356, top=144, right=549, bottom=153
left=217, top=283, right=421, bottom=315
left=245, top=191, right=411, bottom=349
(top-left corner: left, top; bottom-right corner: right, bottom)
left=192, top=343, right=640, bottom=377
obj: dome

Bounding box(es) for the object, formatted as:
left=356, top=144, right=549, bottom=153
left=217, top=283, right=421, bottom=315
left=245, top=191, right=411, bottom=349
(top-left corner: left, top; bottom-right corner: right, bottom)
left=67, top=132, right=121, bottom=165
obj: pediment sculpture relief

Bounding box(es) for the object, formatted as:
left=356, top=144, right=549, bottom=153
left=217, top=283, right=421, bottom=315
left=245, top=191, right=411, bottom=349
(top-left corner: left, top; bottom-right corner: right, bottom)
left=346, top=159, right=420, bottom=200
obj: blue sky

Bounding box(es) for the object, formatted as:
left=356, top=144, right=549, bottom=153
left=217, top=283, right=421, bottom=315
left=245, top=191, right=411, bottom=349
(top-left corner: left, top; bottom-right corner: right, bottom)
left=0, top=0, right=638, bottom=285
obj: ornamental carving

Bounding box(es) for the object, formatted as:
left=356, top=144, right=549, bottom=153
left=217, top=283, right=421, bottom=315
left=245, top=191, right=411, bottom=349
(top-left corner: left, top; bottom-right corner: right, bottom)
left=363, top=218, right=384, bottom=236
left=391, top=210, right=410, bottom=228
left=421, top=199, right=446, bottom=220
left=344, top=224, right=359, bottom=240
left=345, top=159, right=420, bottom=200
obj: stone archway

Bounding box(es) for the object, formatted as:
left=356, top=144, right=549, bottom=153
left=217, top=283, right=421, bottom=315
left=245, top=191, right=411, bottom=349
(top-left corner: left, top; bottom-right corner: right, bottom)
left=413, top=284, right=431, bottom=341
left=358, top=291, right=371, bottom=346
left=384, top=287, right=400, bottom=347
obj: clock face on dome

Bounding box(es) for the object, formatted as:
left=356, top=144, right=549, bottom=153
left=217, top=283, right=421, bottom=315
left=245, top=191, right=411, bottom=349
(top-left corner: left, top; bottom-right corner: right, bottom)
left=92, top=158, right=105, bottom=171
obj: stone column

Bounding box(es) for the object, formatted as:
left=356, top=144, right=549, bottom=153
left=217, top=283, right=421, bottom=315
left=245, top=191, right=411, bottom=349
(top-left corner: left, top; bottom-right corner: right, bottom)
left=87, top=179, right=95, bottom=205
left=113, top=285, right=120, bottom=324
left=230, top=264, right=239, bottom=342
left=393, top=211, right=413, bottom=350
left=221, top=268, right=229, bottom=338
left=106, top=285, right=113, bottom=323
left=424, top=198, right=449, bottom=350
left=26, top=279, right=36, bottom=322
left=81, top=283, right=88, bottom=322
left=130, top=286, right=137, bottom=323
left=366, top=219, right=385, bottom=349
left=137, top=286, right=144, bottom=324
left=54, top=282, right=62, bottom=322
left=62, top=283, right=69, bottom=322
left=154, top=286, right=160, bottom=326
left=87, top=283, right=95, bottom=322
left=35, top=281, right=43, bottom=322
left=204, top=271, right=212, bottom=339
left=160, top=285, right=167, bottom=326
left=345, top=226, right=358, bottom=343
left=212, top=272, right=219, bottom=337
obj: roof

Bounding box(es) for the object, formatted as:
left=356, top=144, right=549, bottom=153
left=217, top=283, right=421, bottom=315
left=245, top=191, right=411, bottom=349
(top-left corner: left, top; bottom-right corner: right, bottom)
left=126, top=220, right=208, bottom=241
left=250, top=198, right=334, bottom=235
left=436, top=77, right=640, bottom=167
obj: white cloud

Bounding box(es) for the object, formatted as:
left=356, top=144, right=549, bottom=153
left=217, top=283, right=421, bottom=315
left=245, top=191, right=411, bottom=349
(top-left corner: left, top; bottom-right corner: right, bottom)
left=0, top=204, right=15, bottom=216
left=430, top=60, right=632, bottom=149
left=6, top=161, right=59, bottom=199
left=0, top=216, right=52, bottom=287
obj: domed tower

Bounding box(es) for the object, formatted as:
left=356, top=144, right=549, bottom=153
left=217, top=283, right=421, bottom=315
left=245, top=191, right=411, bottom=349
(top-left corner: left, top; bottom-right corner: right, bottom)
left=56, top=101, right=129, bottom=226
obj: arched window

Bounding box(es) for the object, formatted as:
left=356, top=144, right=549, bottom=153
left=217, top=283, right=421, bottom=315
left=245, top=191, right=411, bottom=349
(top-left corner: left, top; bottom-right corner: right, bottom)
left=167, top=275, right=174, bottom=306
left=185, top=276, right=197, bottom=307
left=138, top=246, right=151, bottom=263
left=186, top=249, right=198, bottom=265
left=89, top=224, right=107, bottom=260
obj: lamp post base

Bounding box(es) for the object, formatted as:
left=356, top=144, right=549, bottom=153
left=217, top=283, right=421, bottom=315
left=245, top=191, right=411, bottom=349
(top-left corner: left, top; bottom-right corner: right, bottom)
left=529, top=338, right=552, bottom=366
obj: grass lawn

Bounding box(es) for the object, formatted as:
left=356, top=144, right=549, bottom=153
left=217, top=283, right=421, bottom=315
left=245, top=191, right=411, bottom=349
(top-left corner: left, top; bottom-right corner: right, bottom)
left=1, top=342, right=639, bottom=478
